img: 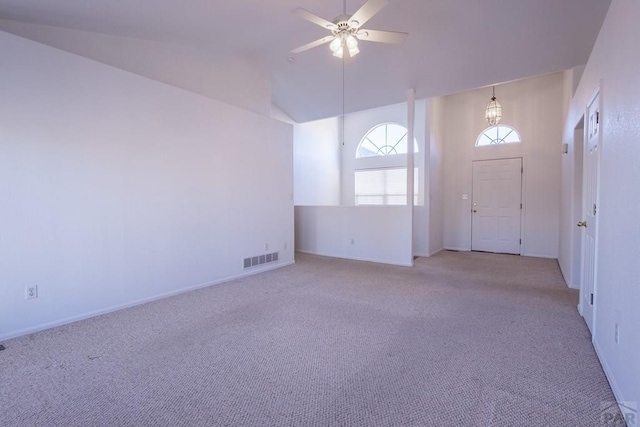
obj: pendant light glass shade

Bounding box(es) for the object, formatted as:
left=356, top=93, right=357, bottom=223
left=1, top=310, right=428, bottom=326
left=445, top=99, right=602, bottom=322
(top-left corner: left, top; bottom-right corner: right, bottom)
left=485, top=87, right=502, bottom=126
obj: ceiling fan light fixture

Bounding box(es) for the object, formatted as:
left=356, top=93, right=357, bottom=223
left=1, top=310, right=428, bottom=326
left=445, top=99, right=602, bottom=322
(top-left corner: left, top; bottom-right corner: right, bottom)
left=330, top=37, right=343, bottom=53
left=348, top=46, right=360, bottom=57
left=290, top=0, right=408, bottom=57
left=346, top=34, right=358, bottom=49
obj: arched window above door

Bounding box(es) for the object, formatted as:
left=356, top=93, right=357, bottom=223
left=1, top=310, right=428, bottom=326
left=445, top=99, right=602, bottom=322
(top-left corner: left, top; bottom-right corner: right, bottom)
left=475, top=125, right=521, bottom=147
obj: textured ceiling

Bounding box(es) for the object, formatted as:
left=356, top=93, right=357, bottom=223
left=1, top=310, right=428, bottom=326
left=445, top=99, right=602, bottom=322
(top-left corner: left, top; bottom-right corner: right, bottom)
left=0, top=0, right=611, bottom=122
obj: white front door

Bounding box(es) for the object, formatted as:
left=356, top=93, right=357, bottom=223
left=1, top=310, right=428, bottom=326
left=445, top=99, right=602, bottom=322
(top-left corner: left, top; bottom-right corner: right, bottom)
left=471, top=158, right=522, bottom=254
left=580, top=91, right=601, bottom=334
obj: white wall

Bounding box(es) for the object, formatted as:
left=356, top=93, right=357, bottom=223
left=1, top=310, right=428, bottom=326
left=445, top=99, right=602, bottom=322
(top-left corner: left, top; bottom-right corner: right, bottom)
left=442, top=73, right=564, bottom=258
left=293, top=117, right=341, bottom=205
left=558, top=70, right=576, bottom=287
left=412, top=100, right=429, bottom=257
left=0, top=31, right=294, bottom=340
left=428, top=97, right=445, bottom=255
left=0, top=20, right=272, bottom=117
left=558, top=67, right=586, bottom=289
left=340, top=100, right=430, bottom=257
left=292, top=99, right=435, bottom=264
left=561, top=0, right=640, bottom=405
left=295, top=206, right=413, bottom=266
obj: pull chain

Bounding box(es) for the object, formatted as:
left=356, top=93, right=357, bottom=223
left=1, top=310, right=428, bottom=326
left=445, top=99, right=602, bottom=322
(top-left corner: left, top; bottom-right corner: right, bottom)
left=342, top=0, right=347, bottom=146
left=342, top=57, right=345, bottom=146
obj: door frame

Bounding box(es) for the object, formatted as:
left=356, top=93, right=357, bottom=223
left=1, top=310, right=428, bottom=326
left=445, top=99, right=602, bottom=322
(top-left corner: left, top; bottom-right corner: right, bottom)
left=470, top=156, right=525, bottom=255
left=571, top=116, right=585, bottom=292
left=579, top=83, right=603, bottom=336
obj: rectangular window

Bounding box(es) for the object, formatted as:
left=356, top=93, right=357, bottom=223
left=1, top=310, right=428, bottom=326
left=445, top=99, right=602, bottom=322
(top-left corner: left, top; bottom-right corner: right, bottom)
left=355, top=168, right=418, bottom=206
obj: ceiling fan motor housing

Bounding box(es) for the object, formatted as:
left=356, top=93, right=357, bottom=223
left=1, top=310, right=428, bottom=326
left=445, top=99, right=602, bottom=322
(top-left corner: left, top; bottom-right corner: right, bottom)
left=333, top=19, right=358, bottom=38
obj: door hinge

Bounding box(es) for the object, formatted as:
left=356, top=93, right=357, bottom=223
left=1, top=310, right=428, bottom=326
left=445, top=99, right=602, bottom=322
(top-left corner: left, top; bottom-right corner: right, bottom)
left=519, top=238, right=522, bottom=245
left=520, top=203, right=523, bottom=209
left=521, top=167, right=523, bottom=174
left=593, top=203, right=597, bottom=216
left=596, top=111, right=599, bottom=124
left=590, top=293, right=594, bottom=305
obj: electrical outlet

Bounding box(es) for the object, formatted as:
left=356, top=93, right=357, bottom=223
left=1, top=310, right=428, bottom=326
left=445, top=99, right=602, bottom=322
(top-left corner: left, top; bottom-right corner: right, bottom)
left=614, top=323, right=620, bottom=344
left=26, top=285, right=38, bottom=300
left=264, top=243, right=269, bottom=251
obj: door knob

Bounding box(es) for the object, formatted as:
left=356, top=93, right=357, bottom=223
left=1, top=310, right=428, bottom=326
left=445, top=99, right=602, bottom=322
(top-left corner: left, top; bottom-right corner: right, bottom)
left=577, top=220, right=587, bottom=227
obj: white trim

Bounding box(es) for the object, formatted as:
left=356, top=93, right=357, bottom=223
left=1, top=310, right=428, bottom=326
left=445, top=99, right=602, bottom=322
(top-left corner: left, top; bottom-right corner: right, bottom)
left=0, top=261, right=295, bottom=342
left=593, top=340, right=629, bottom=415
left=521, top=252, right=558, bottom=259
left=443, top=247, right=469, bottom=252
left=579, top=82, right=602, bottom=338
left=296, top=249, right=413, bottom=267
left=429, top=248, right=445, bottom=257
left=559, top=260, right=579, bottom=289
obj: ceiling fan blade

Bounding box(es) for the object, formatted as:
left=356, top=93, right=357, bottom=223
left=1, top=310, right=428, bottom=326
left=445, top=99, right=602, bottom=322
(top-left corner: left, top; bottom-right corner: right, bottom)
left=291, top=8, right=337, bottom=30
left=349, top=0, right=389, bottom=28
left=356, top=29, right=408, bottom=44
left=291, top=35, right=336, bottom=54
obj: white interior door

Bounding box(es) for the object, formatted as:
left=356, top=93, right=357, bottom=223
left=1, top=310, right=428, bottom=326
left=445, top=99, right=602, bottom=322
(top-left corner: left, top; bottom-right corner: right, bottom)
left=471, top=158, right=522, bottom=254
left=580, top=91, right=600, bottom=334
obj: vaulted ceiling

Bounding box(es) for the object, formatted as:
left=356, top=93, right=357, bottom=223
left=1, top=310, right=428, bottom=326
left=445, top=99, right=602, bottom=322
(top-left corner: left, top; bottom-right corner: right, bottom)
left=0, top=0, right=611, bottom=122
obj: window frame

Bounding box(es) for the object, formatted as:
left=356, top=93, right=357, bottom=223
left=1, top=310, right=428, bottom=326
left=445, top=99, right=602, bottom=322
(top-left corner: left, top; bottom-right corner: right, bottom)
left=354, top=166, right=419, bottom=206
left=475, top=124, right=522, bottom=147
left=356, top=122, right=419, bottom=159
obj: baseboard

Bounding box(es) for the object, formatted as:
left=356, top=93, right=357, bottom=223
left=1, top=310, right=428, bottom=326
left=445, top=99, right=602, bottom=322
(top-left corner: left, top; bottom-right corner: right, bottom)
left=593, top=340, right=632, bottom=415
left=0, top=261, right=295, bottom=342
left=296, top=250, right=413, bottom=267
left=557, top=260, right=578, bottom=289
left=413, top=248, right=444, bottom=258
left=429, top=247, right=445, bottom=256
left=522, top=252, right=558, bottom=259
left=443, top=247, right=468, bottom=252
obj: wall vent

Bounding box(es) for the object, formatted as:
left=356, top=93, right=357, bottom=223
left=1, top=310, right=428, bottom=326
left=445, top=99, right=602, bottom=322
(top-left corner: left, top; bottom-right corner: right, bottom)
left=243, top=252, right=279, bottom=269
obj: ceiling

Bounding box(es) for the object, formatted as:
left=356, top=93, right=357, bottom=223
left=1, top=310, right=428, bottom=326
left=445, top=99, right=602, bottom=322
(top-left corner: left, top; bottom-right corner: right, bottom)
left=0, top=0, right=611, bottom=122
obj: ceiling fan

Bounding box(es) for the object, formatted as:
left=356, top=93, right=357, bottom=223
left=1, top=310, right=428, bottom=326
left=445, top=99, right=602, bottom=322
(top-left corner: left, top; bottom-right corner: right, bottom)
left=290, top=0, right=408, bottom=58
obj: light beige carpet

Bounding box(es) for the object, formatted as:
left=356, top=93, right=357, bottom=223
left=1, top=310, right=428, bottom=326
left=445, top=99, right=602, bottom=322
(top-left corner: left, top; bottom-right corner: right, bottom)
left=0, top=251, right=623, bottom=426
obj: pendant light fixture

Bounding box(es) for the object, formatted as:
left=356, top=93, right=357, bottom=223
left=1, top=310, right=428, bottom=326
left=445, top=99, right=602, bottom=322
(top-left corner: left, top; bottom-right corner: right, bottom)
left=485, top=86, right=502, bottom=126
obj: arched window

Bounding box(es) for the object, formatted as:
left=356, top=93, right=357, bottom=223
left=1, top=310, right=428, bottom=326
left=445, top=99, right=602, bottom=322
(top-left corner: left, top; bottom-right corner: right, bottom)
left=356, top=123, right=418, bottom=158
left=475, top=125, right=521, bottom=147
left=355, top=123, right=419, bottom=205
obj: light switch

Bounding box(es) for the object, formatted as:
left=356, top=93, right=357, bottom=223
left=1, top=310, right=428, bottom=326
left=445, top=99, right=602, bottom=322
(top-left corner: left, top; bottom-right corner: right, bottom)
left=462, top=194, right=469, bottom=200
